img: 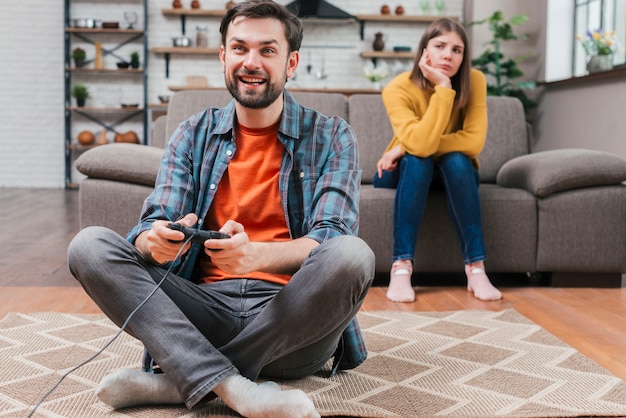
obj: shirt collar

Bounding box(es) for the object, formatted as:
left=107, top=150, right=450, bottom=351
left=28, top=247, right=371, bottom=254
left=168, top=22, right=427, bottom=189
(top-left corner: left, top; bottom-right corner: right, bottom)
left=212, top=90, right=301, bottom=141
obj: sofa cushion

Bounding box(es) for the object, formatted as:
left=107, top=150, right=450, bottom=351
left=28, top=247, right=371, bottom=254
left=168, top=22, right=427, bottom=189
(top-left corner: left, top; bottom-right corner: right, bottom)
left=165, top=90, right=234, bottom=141
left=497, top=148, right=626, bottom=198
left=348, top=95, right=530, bottom=185
left=75, top=143, right=164, bottom=187
left=347, top=94, right=394, bottom=184
left=479, top=96, right=530, bottom=183
left=79, top=178, right=152, bottom=236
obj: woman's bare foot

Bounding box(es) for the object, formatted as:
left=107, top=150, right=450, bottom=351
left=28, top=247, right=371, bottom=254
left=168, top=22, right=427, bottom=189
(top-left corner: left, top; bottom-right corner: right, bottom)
left=465, top=262, right=502, bottom=301
left=386, top=259, right=415, bottom=302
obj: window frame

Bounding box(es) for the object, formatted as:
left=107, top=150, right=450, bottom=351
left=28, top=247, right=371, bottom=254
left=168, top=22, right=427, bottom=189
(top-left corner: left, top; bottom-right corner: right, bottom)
left=573, top=0, right=625, bottom=75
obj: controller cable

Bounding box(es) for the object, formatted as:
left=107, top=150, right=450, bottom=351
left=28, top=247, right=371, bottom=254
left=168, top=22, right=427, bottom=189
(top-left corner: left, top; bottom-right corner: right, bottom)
left=27, top=235, right=194, bottom=417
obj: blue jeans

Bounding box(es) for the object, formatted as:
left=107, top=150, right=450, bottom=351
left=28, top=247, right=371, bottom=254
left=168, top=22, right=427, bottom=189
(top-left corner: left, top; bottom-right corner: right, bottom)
left=373, top=152, right=486, bottom=265
left=67, top=227, right=374, bottom=408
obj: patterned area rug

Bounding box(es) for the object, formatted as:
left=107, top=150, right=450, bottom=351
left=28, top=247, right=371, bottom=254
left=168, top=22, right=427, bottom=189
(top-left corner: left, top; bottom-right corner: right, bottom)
left=1, top=310, right=625, bottom=417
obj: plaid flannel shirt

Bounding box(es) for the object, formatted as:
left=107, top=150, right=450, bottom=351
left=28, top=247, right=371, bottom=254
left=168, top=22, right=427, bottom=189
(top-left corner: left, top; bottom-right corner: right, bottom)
left=128, top=90, right=367, bottom=373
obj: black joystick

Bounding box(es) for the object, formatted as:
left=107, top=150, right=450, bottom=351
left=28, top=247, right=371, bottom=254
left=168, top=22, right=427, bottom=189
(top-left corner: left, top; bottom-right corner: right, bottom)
left=168, top=223, right=230, bottom=243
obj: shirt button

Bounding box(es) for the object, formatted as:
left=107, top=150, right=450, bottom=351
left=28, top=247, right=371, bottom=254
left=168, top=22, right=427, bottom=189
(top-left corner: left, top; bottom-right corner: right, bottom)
left=300, top=171, right=304, bottom=178
left=210, top=184, right=216, bottom=190
left=226, top=150, right=233, bottom=156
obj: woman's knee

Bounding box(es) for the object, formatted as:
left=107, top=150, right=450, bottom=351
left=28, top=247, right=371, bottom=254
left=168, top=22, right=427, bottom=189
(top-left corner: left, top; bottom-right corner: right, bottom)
left=439, top=152, right=473, bottom=172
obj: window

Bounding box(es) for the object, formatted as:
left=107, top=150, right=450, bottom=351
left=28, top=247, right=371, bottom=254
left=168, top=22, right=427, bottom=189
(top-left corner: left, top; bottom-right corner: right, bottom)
left=573, top=0, right=626, bottom=75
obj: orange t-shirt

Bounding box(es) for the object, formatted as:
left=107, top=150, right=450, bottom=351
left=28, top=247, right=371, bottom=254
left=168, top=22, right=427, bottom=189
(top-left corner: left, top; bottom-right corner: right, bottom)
left=198, top=121, right=291, bottom=285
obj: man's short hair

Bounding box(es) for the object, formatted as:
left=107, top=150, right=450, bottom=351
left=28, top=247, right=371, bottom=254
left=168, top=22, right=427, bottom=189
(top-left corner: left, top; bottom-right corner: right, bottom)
left=219, top=0, right=304, bottom=52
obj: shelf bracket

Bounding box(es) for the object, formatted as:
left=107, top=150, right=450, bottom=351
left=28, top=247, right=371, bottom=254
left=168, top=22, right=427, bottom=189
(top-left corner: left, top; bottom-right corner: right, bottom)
left=164, top=53, right=171, bottom=78
left=359, top=20, right=365, bottom=40
left=180, top=15, right=187, bottom=35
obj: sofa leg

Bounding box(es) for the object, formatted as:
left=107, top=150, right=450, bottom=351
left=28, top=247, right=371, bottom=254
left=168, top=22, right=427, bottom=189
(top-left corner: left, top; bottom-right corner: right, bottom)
left=526, top=272, right=545, bottom=284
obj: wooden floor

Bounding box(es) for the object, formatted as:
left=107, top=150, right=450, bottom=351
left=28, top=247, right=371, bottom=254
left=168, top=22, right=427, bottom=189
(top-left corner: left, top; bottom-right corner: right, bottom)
left=1, top=188, right=625, bottom=383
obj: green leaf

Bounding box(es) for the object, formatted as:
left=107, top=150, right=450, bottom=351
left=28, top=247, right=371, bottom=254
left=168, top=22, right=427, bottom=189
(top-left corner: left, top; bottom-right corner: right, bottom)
left=488, top=11, right=504, bottom=23
left=509, top=14, right=529, bottom=26
left=517, top=80, right=537, bottom=89
left=470, top=10, right=535, bottom=115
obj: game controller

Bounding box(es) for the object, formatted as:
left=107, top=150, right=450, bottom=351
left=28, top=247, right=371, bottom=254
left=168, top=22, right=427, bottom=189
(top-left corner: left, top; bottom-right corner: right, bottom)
left=168, top=223, right=230, bottom=243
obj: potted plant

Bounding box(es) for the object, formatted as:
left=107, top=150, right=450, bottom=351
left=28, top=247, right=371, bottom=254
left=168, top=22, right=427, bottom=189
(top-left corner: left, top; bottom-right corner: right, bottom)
left=576, top=29, right=617, bottom=73
left=71, top=84, right=90, bottom=107
left=469, top=11, right=537, bottom=114
left=71, top=47, right=87, bottom=68
left=130, top=51, right=140, bottom=69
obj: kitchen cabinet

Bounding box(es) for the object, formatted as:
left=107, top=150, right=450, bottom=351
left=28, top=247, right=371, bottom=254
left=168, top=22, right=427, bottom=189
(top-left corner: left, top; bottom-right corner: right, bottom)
left=64, top=0, right=148, bottom=188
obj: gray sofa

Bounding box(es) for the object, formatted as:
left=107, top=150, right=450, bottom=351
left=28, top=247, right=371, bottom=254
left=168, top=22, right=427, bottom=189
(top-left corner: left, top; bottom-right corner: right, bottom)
left=76, top=90, right=626, bottom=287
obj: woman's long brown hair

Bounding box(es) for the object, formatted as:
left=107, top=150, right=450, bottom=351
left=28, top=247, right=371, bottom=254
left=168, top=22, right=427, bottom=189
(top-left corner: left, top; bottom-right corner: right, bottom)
left=410, top=18, right=472, bottom=109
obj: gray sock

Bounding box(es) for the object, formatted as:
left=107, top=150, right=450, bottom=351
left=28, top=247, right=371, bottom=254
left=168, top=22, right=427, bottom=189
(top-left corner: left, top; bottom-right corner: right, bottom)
left=213, top=373, right=320, bottom=418
left=96, top=368, right=183, bottom=409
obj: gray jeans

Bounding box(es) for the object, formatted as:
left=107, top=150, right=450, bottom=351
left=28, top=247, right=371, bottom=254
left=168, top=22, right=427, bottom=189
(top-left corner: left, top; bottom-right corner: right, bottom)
left=67, top=227, right=374, bottom=408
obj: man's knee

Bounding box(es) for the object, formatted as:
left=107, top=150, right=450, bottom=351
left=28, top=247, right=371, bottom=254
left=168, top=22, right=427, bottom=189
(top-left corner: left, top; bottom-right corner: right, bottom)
left=67, top=226, right=123, bottom=277
left=324, top=235, right=375, bottom=280
left=69, top=226, right=112, bottom=258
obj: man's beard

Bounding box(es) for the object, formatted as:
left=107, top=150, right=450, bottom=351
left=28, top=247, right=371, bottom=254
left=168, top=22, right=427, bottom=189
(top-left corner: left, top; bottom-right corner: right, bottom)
left=226, top=70, right=285, bottom=109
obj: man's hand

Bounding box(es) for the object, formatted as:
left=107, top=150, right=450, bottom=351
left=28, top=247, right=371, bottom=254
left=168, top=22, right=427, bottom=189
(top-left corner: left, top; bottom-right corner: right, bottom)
left=136, top=214, right=199, bottom=265
left=202, top=220, right=255, bottom=275
left=205, top=220, right=318, bottom=276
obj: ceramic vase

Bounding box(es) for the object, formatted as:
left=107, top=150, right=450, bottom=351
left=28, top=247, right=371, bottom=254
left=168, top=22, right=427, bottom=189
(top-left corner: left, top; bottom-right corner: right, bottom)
left=373, top=33, right=385, bottom=52
left=587, top=55, right=613, bottom=73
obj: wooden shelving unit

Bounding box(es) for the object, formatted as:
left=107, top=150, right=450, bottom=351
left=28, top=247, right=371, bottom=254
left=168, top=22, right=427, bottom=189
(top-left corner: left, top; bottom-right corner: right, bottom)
left=355, top=14, right=456, bottom=40
left=64, top=0, right=148, bottom=188
left=152, top=47, right=220, bottom=55
left=65, top=28, right=145, bottom=35
left=160, top=8, right=225, bottom=36
left=66, top=67, right=144, bottom=73
left=161, top=8, right=226, bottom=17
left=360, top=51, right=415, bottom=60
left=151, top=8, right=226, bottom=77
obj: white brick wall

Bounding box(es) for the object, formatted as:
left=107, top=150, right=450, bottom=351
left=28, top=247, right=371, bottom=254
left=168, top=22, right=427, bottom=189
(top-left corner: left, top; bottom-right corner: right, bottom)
left=0, top=0, right=65, bottom=188
left=0, top=0, right=462, bottom=188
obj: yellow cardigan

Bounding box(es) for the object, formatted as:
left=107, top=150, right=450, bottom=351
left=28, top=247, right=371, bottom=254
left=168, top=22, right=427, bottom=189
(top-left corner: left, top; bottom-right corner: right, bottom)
left=380, top=68, right=487, bottom=168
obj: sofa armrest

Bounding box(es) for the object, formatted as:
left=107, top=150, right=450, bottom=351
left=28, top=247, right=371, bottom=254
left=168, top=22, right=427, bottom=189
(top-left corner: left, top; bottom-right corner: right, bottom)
left=496, top=148, right=626, bottom=198
left=75, top=143, right=164, bottom=187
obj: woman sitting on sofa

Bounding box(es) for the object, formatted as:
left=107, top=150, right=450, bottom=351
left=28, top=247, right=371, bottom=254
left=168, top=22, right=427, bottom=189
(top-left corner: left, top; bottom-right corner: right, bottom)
left=373, top=18, right=502, bottom=303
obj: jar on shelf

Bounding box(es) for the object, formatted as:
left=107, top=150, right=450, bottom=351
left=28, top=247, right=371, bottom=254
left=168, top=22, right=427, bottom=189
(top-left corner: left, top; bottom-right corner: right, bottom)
left=94, top=42, right=103, bottom=69
left=373, top=32, right=385, bottom=52
left=196, top=26, right=208, bottom=48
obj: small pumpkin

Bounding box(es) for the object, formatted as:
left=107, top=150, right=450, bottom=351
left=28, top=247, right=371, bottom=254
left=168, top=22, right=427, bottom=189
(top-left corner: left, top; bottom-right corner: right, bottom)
left=114, top=131, right=139, bottom=144
left=77, top=130, right=95, bottom=145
